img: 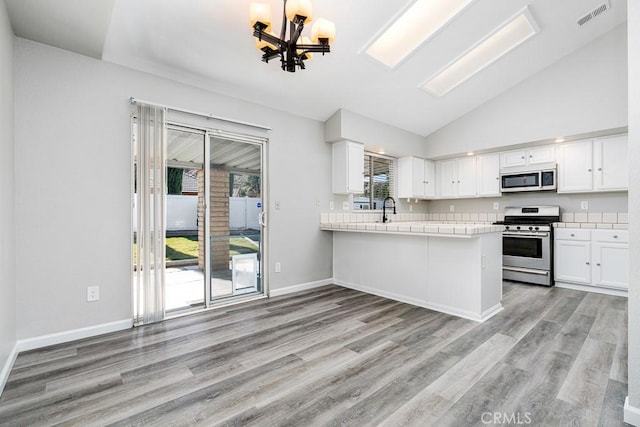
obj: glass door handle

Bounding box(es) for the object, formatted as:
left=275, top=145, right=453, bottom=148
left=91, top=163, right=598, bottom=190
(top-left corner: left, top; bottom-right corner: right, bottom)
left=259, top=210, right=267, bottom=227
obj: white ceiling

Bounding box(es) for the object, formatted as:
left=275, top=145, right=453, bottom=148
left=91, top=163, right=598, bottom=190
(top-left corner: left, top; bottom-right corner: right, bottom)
left=5, top=0, right=628, bottom=136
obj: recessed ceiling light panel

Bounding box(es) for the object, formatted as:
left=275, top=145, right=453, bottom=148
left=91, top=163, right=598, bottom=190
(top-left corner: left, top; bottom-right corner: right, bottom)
left=362, top=0, right=476, bottom=69
left=421, top=6, right=540, bottom=96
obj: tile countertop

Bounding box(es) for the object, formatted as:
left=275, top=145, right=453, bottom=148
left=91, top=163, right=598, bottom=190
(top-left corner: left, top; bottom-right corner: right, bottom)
left=320, top=221, right=504, bottom=237
left=553, top=222, right=628, bottom=230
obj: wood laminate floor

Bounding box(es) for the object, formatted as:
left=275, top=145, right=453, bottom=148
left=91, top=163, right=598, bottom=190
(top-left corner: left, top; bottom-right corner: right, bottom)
left=0, top=282, right=629, bottom=426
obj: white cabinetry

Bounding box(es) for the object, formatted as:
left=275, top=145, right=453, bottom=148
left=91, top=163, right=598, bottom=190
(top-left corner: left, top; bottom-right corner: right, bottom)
left=332, top=140, right=364, bottom=194
left=554, top=228, right=628, bottom=293
left=557, top=135, right=628, bottom=193
left=592, top=231, right=629, bottom=289
left=476, top=153, right=501, bottom=197
left=500, top=146, right=555, bottom=168
left=397, top=156, right=435, bottom=199
left=437, top=157, right=476, bottom=198
left=593, top=135, right=628, bottom=191
left=557, top=140, right=592, bottom=192
left=554, top=229, right=591, bottom=284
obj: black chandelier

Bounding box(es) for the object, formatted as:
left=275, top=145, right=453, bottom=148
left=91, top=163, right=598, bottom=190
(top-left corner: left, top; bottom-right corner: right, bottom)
left=250, top=0, right=336, bottom=72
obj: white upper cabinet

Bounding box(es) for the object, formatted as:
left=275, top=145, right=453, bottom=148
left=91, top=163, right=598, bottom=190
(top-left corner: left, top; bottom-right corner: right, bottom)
left=557, top=134, right=628, bottom=193
left=397, top=156, right=435, bottom=199
left=332, top=140, right=364, bottom=194
left=437, top=159, right=458, bottom=198
left=457, top=156, right=477, bottom=197
left=436, top=156, right=476, bottom=198
left=500, top=145, right=556, bottom=168
left=557, top=140, right=593, bottom=192
left=593, top=134, right=628, bottom=191
left=476, top=153, right=501, bottom=197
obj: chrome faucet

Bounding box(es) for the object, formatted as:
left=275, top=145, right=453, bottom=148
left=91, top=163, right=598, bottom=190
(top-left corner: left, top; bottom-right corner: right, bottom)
left=382, top=196, right=396, bottom=223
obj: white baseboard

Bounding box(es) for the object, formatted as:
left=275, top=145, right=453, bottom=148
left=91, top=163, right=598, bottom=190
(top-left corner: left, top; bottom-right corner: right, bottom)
left=16, top=319, right=133, bottom=353
left=334, top=279, right=499, bottom=322
left=555, top=282, right=628, bottom=297
left=625, top=397, right=640, bottom=426
left=0, top=342, right=19, bottom=396
left=269, top=278, right=333, bottom=297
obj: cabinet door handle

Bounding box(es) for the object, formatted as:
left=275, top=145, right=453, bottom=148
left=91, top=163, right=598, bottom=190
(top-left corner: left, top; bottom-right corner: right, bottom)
left=452, top=181, right=455, bottom=184
left=613, top=235, right=618, bottom=238
left=586, top=262, right=590, bottom=265
left=529, top=155, right=533, bottom=158
left=457, top=180, right=460, bottom=183
left=588, top=169, right=592, bottom=172
left=570, top=233, right=575, bottom=237
left=596, top=263, right=601, bottom=266
left=521, top=156, right=525, bottom=159
left=598, top=168, right=602, bottom=171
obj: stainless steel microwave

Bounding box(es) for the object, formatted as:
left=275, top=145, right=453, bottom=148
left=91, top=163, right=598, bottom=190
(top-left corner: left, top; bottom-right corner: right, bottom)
left=500, top=164, right=557, bottom=192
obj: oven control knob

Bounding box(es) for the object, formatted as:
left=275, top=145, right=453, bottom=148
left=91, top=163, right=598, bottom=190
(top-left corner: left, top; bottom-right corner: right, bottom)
left=505, top=226, right=510, bottom=231
left=516, top=226, right=521, bottom=230
left=529, top=226, right=534, bottom=231
left=534, top=226, right=539, bottom=231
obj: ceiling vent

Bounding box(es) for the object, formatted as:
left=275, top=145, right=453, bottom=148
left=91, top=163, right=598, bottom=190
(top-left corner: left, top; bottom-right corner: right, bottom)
left=577, top=1, right=611, bottom=26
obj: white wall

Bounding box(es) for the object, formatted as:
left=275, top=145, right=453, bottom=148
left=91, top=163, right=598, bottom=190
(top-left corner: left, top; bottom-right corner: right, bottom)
left=325, top=109, right=426, bottom=157
left=14, top=38, right=334, bottom=340
left=626, top=0, right=640, bottom=420
left=0, top=0, right=16, bottom=392
left=424, top=24, right=628, bottom=158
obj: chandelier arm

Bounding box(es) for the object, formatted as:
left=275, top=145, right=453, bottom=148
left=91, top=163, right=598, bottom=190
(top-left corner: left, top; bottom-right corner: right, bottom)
left=252, top=29, right=286, bottom=49
left=280, top=0, right=288, bottom=41
left=290, top=20, right=304, bottom=45
left=295, top=44, right=330, bottom=54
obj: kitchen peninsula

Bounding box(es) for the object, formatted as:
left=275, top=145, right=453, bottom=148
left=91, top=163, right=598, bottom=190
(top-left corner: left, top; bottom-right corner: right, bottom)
left=321, top=220, right=504, bottom=322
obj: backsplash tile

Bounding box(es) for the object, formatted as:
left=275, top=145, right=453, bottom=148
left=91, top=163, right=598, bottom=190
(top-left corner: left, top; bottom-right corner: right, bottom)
left=320, top=211, right=628, bottom=229
left=587, top=212, right=602, bottom=223
left=574, top=212, right=588, bottom=222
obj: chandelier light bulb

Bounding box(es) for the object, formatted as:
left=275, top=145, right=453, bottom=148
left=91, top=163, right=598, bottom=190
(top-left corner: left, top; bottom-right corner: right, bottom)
left=285, top=0, right=313, bottom=24
left=249, top=3, right=272, bottom=28
left=311, top=18, right=336, bottom=44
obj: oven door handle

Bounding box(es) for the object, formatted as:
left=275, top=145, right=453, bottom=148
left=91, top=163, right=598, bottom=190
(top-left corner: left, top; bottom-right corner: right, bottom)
left=503, top=232, right=549, bottom=238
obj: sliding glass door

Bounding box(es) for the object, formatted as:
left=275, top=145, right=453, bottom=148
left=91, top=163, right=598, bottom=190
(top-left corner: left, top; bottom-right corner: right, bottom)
left=208, top=135, right=264, bottom=302
left=134, top=119, right=266, bottom=322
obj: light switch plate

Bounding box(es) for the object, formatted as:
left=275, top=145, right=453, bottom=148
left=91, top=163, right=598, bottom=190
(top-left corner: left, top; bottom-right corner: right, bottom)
left=493, top=202, right=499, bottom=211
left=342, top=202, right=350, bottom=211
left=275, top=262, right=281, bottom=273
left=275, top=200, right=281, bottom=210
left=329, top=201, right=335, bottom=210
left=449, top=205, right=455, bottom=212
left=581, top=201, right=588, bottom=210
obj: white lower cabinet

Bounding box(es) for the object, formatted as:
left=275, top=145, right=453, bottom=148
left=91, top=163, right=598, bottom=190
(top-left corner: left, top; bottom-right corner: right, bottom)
left=554, top=228, right=628, bottom=292
left=555, top=239, right=591, bottom=284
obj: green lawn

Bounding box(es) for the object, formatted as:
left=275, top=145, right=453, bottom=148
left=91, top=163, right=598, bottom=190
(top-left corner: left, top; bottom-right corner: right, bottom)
left=134, top=235, right=259, bottom=262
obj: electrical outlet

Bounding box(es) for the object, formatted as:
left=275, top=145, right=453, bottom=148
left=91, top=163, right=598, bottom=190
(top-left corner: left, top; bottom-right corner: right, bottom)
left=449, top=205, right=455, bottom=212
left=493, top=202, right=499, bottom=211
left=342, top=202, right=350, bottom=210
left=581, top=201, right=588, bottom=210
left=87, top=286, right=99, bottom=302
left=329, top=201, right=335, bottom=210
left=275, top=262, right=281, bottom=273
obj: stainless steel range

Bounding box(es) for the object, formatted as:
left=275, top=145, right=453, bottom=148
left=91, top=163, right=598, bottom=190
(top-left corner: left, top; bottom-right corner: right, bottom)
left=498, top=206, right=560, bottom=286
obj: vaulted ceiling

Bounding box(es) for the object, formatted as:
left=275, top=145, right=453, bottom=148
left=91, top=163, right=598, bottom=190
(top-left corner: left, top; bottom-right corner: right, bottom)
left=5, top=0, right=628, bottom=136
